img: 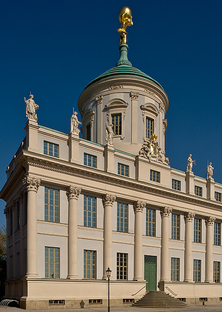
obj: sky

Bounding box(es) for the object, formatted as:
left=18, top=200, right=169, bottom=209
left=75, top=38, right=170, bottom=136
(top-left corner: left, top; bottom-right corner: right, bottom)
left=1, top=0, right=222, bottom=227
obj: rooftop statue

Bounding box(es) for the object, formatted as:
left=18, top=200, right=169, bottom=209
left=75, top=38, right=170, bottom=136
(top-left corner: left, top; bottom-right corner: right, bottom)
left=186, top=154, right=195, bottom=173
left=117, top=7, right=133, bottom=44
left=207, top=162, right=214, bottom=180
left=71, top=111, right=81, bottom=135
left=24, top=93, right=39, bottom=121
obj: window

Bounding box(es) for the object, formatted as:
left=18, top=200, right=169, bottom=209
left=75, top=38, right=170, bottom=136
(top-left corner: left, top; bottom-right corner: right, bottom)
left=112, top=113, right=122, bottom=135
left=84, top=153, right=97, bottom=168
left=193, top=259, right=201, bottom=282
left=45, top=188, right=59, bottom=223
left=195, top=186, right=202, bottom=197
left=146, top=208, right=155, bottom=236
left=44, top=141, right=59, bottom=157
left=171, top=258, right=180, bottom=281
left=117, top=203, right=128, bottom=232
left=84, top=250, right=96, bottom=279
left=86, top=123, right=91, bottom=141
left=172, top=179, right=181, bottom=191
left=213, top=261, right=220, bottom=283
left=214, top=222, right=221, bottom=246
left=117, top=253, right=128, bottom=280
left=194, top=218, right=201, bottom=243
left=172, top=214, right=180, bottom=240
left=118, top=163, right=129, bottom=177
left=9, top=209, right=13, bottom=236
left=146, top=117, right=154, bottom=139
left=150, top=170, right=160, bottom=182
left=15, top=201, right=20, bottom=231
left=45, top=247, right=59, bottom=278
left=84, top=195, right=96, bottom=228
left=215, top=192, right=221, bottom=202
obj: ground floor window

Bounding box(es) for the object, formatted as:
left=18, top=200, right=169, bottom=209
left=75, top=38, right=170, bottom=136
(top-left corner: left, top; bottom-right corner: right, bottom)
left=117, top=253, right=128, bottom=280
left=193, top=259, right=201, bottom=282
left=171, top=257, right=180, bottom=281
left=84, top=250, right=96, bottom=279
left=45, top=247, right=59, bottom=278
left=213, top=261, right=220, bottom=283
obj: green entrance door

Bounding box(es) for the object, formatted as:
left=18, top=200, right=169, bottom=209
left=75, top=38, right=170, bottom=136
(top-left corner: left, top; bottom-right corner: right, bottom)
left=144, top=255, right=157, bottom=291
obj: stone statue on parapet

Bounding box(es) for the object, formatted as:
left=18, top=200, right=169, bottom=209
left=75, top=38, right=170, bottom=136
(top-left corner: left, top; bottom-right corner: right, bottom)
left=24, top=93, right=39, bottom=121
left=186, top=154, right=195, bottom=173
left=106, top=123, right=114, bottom=145
left=71, top=111, right=81, bottom=135
left=207, top=162, right=214, bottom=180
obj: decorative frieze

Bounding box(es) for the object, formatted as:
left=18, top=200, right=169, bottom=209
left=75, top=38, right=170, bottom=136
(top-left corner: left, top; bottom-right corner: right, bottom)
left=160, top=207, right=172, bottom=218
left=23, top=176, right=40, bottom=192
left=108, top=85, right=123, bottom=90
left=133, top=201, right=146, bottom=213
left=67, top=186, right=81, bottom=200
left=102, top=194, right=116, bottom=206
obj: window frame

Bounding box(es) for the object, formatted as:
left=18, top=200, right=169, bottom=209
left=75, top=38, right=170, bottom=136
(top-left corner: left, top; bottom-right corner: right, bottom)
left=117, top=202, right=128, bottom=233
left=84, top=250, right=96, bottom=279
left=214, top=222, right=221, bottom=246
left=171, top=213, right=180, bottom=240
left=194, top=218, right=201, bottom=243
left=118, top=163, right=129, bottom=177
left=82, top=109, right=95, bottom=142
left=140, top=103, right=158, bottom=140
left=117, top=253, right=128, bottom=280
left=171, top=257, right=180, bottom=282
left=193, top=259, right=201, bottom=282
left=84, top=153, right=97, bottom=168
left=45, top=187, right=60, bottom=223
left=215, top=191, right=222, bottom=202
left=44, top=141, right=59, bottom=158
left=150, top=169, right=160, bottom=183
left=195, top=185, right=202, bottom=197
left=172, top=179, right=181, bottom=191
left=146, top=208, right=155, bottom=237
left=213, top=261, right=220, bottom=283
left=84, top=195, right=96, bottom=228
left=45, top=247, right=60, bottom=279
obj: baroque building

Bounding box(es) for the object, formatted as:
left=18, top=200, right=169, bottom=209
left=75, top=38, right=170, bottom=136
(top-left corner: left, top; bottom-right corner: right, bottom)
left=1, top=7, right=222, bottom=309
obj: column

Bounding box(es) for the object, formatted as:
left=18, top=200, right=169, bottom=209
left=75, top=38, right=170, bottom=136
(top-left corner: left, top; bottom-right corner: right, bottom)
left=18, top=194, right=24, bottom=278
left=102, top=194, right=116, bottom=279
left=23, top=176, right=40, bottom=278
left=67, top=185, right=81, bottom=279
left=160, top=207, right=172, bottom=281
left=184, top=212, right=195, bottom=282
left=4, top=206, right=10, bottom=280
left=130, top=92, right=139, bottom=144
left=205, top=216, right=215, bottom=283
left=96, top=95, right=103, bottom=144
left=133, top=201, right=146, bottom=281
left=12, top=202, right=16, bottom=279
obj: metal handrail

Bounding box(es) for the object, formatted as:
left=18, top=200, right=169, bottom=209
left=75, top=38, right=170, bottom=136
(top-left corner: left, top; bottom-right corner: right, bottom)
left=131, top=284, right=147, bottom=296
left=165, top=286, right=177, bottom=296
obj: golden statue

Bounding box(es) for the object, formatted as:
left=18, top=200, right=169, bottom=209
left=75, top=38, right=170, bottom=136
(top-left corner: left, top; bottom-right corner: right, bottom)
left=117, top=7, right=133, bottom=44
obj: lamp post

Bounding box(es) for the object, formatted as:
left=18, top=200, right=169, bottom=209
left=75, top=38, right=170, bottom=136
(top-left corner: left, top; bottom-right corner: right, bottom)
left=106, top=267, right=111, bottom=312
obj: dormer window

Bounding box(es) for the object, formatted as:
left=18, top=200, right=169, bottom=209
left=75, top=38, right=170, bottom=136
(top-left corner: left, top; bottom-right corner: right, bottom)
left=112, top=113, right=122, bottom=135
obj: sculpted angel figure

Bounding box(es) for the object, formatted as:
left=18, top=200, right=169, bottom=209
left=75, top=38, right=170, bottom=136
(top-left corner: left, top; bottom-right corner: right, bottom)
left=106, top=123, right=114, bottom=145
left=207, top=162, right=214, bottom=179
left=24, top=93, right=39, bottom=121
left=186, top=154, right=195, bottom=172
left=71, top=111, right=81, bottom=135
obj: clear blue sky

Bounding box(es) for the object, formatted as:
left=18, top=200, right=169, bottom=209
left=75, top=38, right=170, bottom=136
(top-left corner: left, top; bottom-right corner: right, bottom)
left=1, top=0, right=222, bottom=227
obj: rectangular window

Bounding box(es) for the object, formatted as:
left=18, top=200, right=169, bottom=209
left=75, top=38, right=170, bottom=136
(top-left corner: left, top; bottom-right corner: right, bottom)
left=117, top=253, right=128, bottom=280
left=45, top=247, right=60, bottom=278
left=146, top=117, right=154, bottom=139
left=193, top=259, right=201, bottom=282
left=84, top=250, right=96, bottom=279
left=118, top=163, right=129, bottom=177
left=84, top=195, right=96, bottom=228
left=150, top=170, right=160, bottom=183
left=117, top=203, right=128, bottom=232
left=171, top=214, right=180, bottom=240
left=195, top=186, right=202, bottom=197
left=213, top=261, right=220, bottom=283
left=44, top=141, right=59, bottom=157
left=146, top=208, right=155, bottom=236
left=84, top=153, right=97, bottom=168
left=45, top=188, right=59, bottom=223
left=194, top=218, right=201, bottom=243
left=86, top=123, right=91, bottom=141
left=215, top=192, right=221, bottom=202
left=171, top=258, right=180, bottom=281
left=112, top=113, right=122, bottom=135
left=214, top=222, right=221, bottom=246
left=172, top=179, right=181, bottom=191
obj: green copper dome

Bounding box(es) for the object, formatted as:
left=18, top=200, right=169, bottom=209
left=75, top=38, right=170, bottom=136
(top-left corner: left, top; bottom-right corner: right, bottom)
left=86, top=44, right=163, bottom=89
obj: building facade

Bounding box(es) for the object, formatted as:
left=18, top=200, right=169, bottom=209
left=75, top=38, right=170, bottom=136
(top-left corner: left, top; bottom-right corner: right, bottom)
left=1, top=8, right=222, bottom=309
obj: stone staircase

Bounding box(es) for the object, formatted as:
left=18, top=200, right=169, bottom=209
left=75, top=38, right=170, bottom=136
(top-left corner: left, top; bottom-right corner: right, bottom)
left=133, top=291, right=187, bottom=308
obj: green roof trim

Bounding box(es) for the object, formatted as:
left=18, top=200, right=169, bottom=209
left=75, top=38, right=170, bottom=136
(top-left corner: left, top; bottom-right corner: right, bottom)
left=80, top=138, right=103, bottom=147
left=39, top=125, right=68, bottom=136
left=114, top=148, right=136, bottom=158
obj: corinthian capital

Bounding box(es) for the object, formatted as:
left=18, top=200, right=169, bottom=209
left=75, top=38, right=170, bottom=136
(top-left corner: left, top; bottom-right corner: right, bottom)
left=102, top=194, right=116, bottom=206
left=133, top=201, right=146, bottom=213
left=23, top=175, right=40, bottom=192
left=67, top=185, right=81, bottom=200
left=184, top=211, right=195, bottom=223
left=205, top=216, right=216, bottom=226
left=160, top=206, right=172, bottom=218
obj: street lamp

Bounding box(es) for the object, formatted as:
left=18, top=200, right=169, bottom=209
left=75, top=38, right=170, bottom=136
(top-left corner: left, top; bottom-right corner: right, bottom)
left=106, top=267, right=112, bottom=312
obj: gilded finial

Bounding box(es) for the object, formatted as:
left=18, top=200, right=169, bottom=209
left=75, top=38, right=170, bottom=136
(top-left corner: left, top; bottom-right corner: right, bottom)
left=117, top=7, right=133, bottom=44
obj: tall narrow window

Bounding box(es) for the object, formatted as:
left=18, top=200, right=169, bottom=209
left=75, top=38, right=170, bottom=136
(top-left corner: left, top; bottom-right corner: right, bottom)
left=84, top=250, right=96, bottom=279
left=117, top=203, right=128, bottom=232
left=193, top=259, right=201, bottom=282
left=86, top=123, right=91, bottom=141
left=112, top=113, right=122, bottom=135
left=44, top=141, right=59, bottom=157
left=45, top=247, right=60, bottom=278
left=84, top=195, right=96, bottom=228
left=146, top=208, right=155, bottom=236
left=146, top=117, right=154, bottom=139
left=45, top=188, right=59, bottom=223
left=195, top=186, right=202, bottom=197
left=171, top=214, right=180, bottom=240
left=171, top=258, right=180, bottom=281
left=118, top=163, right=129, bottom=177
left=84, top=153, right=97, bottom=168
left=214, top=222, right=221, bottom=246
left=16, top=201, right=20, bottom=231
left=213, top=261, right=220, bottom=283
left=117, top=253, right=128, bottom=280
left=194, top=218, right=201, bottom=243
left=150, top=170, right=160, bottom=182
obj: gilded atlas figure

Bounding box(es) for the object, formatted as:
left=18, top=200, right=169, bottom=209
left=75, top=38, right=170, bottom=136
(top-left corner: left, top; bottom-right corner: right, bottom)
left=24, top=93, right=39, bottom=121
left=117, top=7, right=133, bottom=44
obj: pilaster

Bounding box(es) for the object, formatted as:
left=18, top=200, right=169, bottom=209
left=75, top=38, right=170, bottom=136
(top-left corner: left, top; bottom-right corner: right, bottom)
left=184, top=211, right=195, bottom=282
left=130, top=92, right=139, bottom=144
left=205, top=216, right=215, bottom=283
left=186, top=171, right=194, bottom=195
left=96, top=95, right=103, bottom=144
left=69, top=133, right=80, bottom=164
left=104, top=144, right=115, bottom=173
left=25, top=119, right=39, bottom=153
